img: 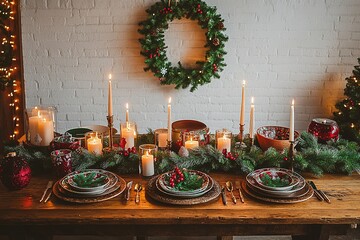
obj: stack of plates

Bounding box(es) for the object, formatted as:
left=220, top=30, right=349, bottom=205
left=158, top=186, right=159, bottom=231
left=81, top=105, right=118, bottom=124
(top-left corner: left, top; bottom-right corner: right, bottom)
left=146, top=170, right=221, bottom=205
left=243, top=168, right=314, bottom=203
left=156, top=170, right=213, bottom=198
left=53, top=169, right=126, bottom=203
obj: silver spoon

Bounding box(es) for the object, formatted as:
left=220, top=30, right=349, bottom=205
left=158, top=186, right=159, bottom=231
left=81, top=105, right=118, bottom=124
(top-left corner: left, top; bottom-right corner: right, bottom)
left=134, top=183, right=142, bottom=204
left=226, top=181, right=237, bottom=204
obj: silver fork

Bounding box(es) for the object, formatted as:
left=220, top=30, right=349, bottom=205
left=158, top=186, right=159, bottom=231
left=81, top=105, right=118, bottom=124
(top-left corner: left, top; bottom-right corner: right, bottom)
left=235, top=180, right=245, bottom=203
left=40, top=181, right=53, bottom=203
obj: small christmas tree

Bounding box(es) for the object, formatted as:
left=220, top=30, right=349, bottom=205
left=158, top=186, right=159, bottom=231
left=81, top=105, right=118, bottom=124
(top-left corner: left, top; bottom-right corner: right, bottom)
left=333, top=58, right=360, bottom=143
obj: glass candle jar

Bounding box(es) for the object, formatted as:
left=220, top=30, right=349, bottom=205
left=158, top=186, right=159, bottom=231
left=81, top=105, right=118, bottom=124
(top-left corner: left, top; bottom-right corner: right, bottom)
left=154, top=128, right=168, bottom=149
left=85, top=131, right=103, bottom=155
left=25, top=106, right=57, bottom=146
left=215, top=129, right=232, bottom=152
left=120, top=122, right=137, bottom=149
left=183, top=131, right=200, bottom=150
left=138, top=144, right=157, bottom=177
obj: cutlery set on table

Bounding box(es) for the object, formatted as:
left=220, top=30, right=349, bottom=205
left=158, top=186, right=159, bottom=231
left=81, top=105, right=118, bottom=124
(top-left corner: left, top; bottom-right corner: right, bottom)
left=41, top=167, right=329, bottom=205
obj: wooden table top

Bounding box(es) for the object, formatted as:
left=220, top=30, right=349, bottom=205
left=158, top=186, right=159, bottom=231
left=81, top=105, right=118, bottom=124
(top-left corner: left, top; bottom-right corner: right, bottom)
left=0, top=172, right=359, bottom=226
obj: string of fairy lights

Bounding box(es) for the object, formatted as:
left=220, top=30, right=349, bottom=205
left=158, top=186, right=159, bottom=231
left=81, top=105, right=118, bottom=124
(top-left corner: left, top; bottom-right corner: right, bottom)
left=0, top=0, right=20, bottom=140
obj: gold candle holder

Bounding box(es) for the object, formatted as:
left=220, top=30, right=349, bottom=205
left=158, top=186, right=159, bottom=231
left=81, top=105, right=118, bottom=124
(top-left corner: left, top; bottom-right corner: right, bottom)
left=107, top=115, right=114, bottom=150
left=238, top=124, right=245, bottom=143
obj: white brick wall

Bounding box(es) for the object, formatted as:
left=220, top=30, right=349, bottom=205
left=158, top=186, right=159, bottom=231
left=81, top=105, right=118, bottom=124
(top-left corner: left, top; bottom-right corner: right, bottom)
left=21, top=0, right=360, bottom=134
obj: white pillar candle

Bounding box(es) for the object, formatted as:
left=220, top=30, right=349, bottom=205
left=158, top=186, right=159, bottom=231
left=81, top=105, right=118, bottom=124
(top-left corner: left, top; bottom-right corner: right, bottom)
left=122, top=127, right=135, bottom=149
left=87, top=133, right=103, bottom=155
left=108, top=74, right=113, bottom=116
left=141, top=150, right=154, bottom=177
left=37, top=117, right=54, bottom=146
left=158, top=132, right=168, bottom=148
left=249, top=97, right=255, bottom=139
left=240, top=80, right=246, bottom=126
left=217, top=135, right=231, bottom=152
left=28, top=115, right=40, bottom=145
left=289, top=99, right=295, bottom=141
left=167, top=97, right=172, bottom=142
left=125, top=103, right=129, bottom=123
left=184, top=138, right=199, bottom=150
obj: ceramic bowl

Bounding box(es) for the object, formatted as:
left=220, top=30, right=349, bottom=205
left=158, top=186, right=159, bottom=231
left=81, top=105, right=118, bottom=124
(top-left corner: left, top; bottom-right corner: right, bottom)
left=256, top=126, right=299, bottom=151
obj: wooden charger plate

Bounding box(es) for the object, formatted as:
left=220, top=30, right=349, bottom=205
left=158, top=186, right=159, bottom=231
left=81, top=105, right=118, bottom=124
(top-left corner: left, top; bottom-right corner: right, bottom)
left=146, top=175, right=221, bottom=206
left=241, top=181, right=314, bottom=204
left=53, top=175, right=126, bottom=203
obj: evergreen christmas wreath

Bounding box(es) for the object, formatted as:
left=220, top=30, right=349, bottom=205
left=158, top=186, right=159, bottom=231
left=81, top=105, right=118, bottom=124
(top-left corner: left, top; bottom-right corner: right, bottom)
left=138, top=0, right=228, bottom=92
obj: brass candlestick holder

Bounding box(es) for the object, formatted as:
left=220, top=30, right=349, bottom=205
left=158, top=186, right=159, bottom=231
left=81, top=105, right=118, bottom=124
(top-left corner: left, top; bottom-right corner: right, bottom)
left=238, top=124, right=245, bottom=143
left=288, top=141, right=295, bottom=172
left=107, top=115, right=114, bottom=150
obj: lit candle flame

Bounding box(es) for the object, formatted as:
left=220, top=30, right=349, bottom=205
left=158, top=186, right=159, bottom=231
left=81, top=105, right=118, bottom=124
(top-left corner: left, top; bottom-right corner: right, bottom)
left=108, top=74, right=112, bottom=80
left=168, top=97, right=171, bottom=104
left=251, top=97, right=254, bottom=104
left=292, top=99, right=295, bottom=106
left=126, top=103, right=129, bottom=109
left=242, top=80, right=246, bottom=86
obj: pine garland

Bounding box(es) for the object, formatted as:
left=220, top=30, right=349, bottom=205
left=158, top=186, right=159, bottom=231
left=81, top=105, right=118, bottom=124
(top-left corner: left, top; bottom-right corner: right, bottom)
left=138, top=0, right=228, bottom=92
left=4, top=132, right=360, bottom=177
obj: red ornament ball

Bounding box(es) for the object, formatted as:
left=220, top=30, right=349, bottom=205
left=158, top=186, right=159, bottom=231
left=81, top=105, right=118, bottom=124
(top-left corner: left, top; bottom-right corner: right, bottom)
left=308, top=118, right=339, bottom=143
left=0, top=152, right=31, bottom=190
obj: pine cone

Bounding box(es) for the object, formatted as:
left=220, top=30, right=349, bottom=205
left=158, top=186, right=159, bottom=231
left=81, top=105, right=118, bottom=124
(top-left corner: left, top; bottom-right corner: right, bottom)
left=212, top=38, right=220, bottom=46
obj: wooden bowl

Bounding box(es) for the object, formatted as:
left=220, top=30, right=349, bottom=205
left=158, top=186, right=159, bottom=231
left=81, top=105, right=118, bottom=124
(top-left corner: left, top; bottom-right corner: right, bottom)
left=256, top=126, right=299, bottom=151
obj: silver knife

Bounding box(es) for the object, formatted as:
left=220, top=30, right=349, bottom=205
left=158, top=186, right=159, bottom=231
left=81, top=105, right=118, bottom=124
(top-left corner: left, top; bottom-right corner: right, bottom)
left=309, top=181, right=325, bottom=202
left=310, top=181, right=330, bottom=203
left=125, top=181, right=133, bottom=201
left=221, top=186, right=227, bottom=205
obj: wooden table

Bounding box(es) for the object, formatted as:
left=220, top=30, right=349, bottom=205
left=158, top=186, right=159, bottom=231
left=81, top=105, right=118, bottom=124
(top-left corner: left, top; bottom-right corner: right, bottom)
left=0, top=173, right=359, bottom=240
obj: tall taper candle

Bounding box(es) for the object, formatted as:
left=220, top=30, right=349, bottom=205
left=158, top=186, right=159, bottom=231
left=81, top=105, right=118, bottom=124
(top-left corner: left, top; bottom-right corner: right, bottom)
left=126, top=103, right=129, bottom=123
left=108, top=74, right=113, bottom=116
left=289, top=99, right=295, bottom=141
left=167, top=97, right=172, bottom=142
left=240, top=80, right=246, bottom=125
left=249, top=97, right=255, bottom=139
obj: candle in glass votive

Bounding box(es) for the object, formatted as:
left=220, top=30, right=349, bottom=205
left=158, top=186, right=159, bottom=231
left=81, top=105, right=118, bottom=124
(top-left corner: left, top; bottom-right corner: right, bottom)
left=28, top=115, right=40, bottom=145
left=87, top=133, right=103, bottom=155
left=141, top=150, right=154, bottom=177
left=184, top=137, right=199, bottom=150
left=37, top=116, right=54, bottom=146
left=158, top=132, right=167, bottom=148
left=122, top=127, right=135, bottom=149
left=217, top=135, right=231, bottom=152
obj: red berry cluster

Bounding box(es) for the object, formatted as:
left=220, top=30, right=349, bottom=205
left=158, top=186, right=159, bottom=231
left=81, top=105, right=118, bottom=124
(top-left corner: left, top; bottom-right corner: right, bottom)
left=213, top=63, right=218, bottom=72
left=222, top=149, right=237, bottom=161
left=159, top=7, right=172, bottom=14
left=196, top=4, right=203, bottom=14
left=169, top=167, right=184, bottom=188
left=119, top=147, right=136, bottom=157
